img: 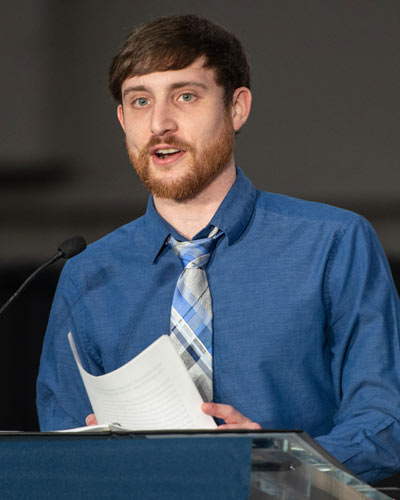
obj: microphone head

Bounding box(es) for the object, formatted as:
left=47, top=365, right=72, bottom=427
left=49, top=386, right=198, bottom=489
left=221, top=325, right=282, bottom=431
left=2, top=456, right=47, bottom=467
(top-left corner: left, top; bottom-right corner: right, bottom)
left=58, top=236, right=87, bottom=259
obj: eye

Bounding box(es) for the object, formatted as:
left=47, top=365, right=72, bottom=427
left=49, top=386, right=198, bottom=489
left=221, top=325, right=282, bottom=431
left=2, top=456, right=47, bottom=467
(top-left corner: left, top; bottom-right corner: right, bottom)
left=178, top=93, right=195, bottom=103
left=134, top=97, right=150, bottom=107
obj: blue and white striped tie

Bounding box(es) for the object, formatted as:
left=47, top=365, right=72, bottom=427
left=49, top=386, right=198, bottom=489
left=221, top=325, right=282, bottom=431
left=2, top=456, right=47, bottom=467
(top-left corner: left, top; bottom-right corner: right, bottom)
left=168, top=227, right=223, bottom=402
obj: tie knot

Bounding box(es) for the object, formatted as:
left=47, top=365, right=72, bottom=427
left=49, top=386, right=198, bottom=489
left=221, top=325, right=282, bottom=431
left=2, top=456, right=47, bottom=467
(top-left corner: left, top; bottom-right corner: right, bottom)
left=169, top=228, right=223, bottom=269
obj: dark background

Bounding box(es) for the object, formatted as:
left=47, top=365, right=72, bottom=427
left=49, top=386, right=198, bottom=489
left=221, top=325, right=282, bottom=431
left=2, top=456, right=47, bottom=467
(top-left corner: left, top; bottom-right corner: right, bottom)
left=1, top=0, right=400, bottom=487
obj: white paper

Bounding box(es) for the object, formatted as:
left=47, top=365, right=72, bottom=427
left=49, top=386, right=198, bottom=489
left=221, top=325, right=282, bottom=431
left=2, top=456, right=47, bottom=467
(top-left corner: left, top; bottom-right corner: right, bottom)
left=68, top=333, right=217, bottom=431
left=57, top=424, right=120, bottom=433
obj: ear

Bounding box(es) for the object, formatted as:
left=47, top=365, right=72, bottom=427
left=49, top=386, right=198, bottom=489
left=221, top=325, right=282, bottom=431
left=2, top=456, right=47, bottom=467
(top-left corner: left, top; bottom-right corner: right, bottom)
left=231, top=87, right=252, bottom=132
left=117, top=104, right=126, bottom=132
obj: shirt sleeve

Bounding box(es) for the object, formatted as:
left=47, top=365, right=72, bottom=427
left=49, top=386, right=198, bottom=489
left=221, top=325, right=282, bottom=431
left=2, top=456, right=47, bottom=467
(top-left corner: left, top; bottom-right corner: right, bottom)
left=36, top=262, right=94, bottom=431
left=315, top=216, right=400, bottom=484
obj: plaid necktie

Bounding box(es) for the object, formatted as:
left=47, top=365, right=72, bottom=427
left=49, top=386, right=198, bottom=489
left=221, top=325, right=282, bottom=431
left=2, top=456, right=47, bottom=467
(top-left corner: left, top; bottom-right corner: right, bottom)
left=168, top=227, right=223, bottom=402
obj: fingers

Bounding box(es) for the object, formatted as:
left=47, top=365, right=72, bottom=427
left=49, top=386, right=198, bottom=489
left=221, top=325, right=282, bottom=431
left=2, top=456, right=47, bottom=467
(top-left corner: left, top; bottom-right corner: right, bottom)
left=202, top=402, right=247, bottom=423
left=217, top=422, right=262, bottom=430
left=85, top=413, right=98, bottom=426
left=202, top=402, right=261, bottom=429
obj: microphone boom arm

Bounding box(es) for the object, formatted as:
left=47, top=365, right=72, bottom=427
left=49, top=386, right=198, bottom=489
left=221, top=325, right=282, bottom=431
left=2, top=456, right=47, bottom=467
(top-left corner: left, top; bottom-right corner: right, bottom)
left=0, top=236, right=86, bottom=318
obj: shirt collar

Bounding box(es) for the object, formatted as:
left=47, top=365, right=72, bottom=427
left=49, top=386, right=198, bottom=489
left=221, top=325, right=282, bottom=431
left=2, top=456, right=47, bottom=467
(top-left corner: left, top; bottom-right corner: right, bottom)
left=208, top=166, right=256, bottom=245
left=144, top=166, right=257, bottom=262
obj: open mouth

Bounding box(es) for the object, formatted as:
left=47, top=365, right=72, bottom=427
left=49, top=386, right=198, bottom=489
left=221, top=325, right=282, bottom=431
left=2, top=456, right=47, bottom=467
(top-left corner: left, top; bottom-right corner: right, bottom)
left=154, top=148, right=182, bottom=159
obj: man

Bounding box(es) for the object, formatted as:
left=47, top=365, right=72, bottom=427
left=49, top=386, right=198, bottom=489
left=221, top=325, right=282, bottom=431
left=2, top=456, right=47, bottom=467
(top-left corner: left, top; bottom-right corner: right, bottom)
left=37, top=15, right=400, bottom=483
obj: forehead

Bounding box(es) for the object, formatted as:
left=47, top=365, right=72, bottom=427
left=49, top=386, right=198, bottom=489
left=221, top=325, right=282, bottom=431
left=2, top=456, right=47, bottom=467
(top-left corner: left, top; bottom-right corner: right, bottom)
left=121, top=57, right=221, bottom=96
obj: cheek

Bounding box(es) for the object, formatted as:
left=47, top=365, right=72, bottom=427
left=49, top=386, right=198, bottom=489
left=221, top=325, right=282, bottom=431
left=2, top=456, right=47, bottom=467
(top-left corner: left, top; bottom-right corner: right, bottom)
left=200, top=116, right=226, bottom=144
left=187, top=114, right=223, bottom=143
left=125, top=128, right=146, bottom=154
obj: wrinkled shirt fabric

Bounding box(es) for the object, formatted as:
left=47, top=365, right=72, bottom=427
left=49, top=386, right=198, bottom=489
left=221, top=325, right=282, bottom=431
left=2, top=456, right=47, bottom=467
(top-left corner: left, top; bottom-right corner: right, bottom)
left=37, top=167, right=400, bottom=483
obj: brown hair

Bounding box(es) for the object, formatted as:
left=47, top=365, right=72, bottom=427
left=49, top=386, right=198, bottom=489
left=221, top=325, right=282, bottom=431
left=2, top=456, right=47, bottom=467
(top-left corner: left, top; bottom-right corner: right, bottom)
left=109, top=15, right=250, bottom=106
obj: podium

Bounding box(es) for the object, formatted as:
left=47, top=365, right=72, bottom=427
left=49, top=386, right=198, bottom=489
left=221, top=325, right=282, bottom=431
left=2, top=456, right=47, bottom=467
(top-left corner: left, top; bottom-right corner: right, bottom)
left=0, top=430, right=390, bottom=499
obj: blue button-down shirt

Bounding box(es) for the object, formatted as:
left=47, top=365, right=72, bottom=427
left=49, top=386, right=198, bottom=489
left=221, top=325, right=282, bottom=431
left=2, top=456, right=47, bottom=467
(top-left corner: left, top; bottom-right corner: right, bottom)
left=37, top=167, right=400, bottom=483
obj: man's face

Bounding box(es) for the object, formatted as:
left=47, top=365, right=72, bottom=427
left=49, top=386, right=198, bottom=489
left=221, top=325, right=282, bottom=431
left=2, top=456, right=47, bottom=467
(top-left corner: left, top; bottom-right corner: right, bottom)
left=117, top=58, right=235, bottom=200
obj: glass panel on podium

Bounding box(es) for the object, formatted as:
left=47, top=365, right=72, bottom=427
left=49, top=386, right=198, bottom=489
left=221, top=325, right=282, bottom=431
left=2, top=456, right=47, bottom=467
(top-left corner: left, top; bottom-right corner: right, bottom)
left=243, top=431, right=389, bottom=499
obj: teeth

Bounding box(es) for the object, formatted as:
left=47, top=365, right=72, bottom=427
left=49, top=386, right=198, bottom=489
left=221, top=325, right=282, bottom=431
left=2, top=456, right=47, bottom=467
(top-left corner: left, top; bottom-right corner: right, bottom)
left=156, top=148, right=180, bottom=154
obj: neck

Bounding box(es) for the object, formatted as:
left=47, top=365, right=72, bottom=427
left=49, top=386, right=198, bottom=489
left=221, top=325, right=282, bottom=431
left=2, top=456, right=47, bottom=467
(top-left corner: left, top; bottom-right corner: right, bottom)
left=153, top=163, right=236, bottom=240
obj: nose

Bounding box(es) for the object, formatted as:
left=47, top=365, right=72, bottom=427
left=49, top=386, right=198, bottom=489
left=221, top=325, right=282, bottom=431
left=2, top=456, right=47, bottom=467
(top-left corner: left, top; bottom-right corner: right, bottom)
left=150, top=100, right=178, bottom=137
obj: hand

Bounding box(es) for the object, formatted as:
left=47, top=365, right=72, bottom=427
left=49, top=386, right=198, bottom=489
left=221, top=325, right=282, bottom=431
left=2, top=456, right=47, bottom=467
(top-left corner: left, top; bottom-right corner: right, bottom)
left=85, top=413, right=98, bottom=426
left=202, top=402, right=261, bottom=430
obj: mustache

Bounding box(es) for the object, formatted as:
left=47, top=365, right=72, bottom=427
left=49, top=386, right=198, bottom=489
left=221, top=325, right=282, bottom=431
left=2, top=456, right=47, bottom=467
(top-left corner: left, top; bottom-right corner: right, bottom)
left=143, top=135, right=194, bottom=155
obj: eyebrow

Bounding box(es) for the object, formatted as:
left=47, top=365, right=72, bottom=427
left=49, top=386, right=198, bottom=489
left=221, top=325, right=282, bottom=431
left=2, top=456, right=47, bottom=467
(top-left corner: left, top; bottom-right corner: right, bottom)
left=169, top=81, right=208, bottom=91
left=122, top=81, right=208, bottom=99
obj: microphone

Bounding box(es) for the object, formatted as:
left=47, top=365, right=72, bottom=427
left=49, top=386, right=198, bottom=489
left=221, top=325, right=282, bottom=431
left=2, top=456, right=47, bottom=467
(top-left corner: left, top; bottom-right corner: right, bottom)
left=58, top=236, right=87, bottom=259
left=0, top=236, right=87, bottom=317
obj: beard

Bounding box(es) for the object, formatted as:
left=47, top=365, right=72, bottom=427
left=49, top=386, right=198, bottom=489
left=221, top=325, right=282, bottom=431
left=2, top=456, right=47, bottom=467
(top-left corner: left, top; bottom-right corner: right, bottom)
left=126, top=114, right=235, bottom=201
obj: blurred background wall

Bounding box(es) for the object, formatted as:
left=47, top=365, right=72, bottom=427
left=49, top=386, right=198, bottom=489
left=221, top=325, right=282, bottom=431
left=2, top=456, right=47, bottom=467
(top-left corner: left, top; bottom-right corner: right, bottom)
left=0, top=0, right=399, bottom=431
